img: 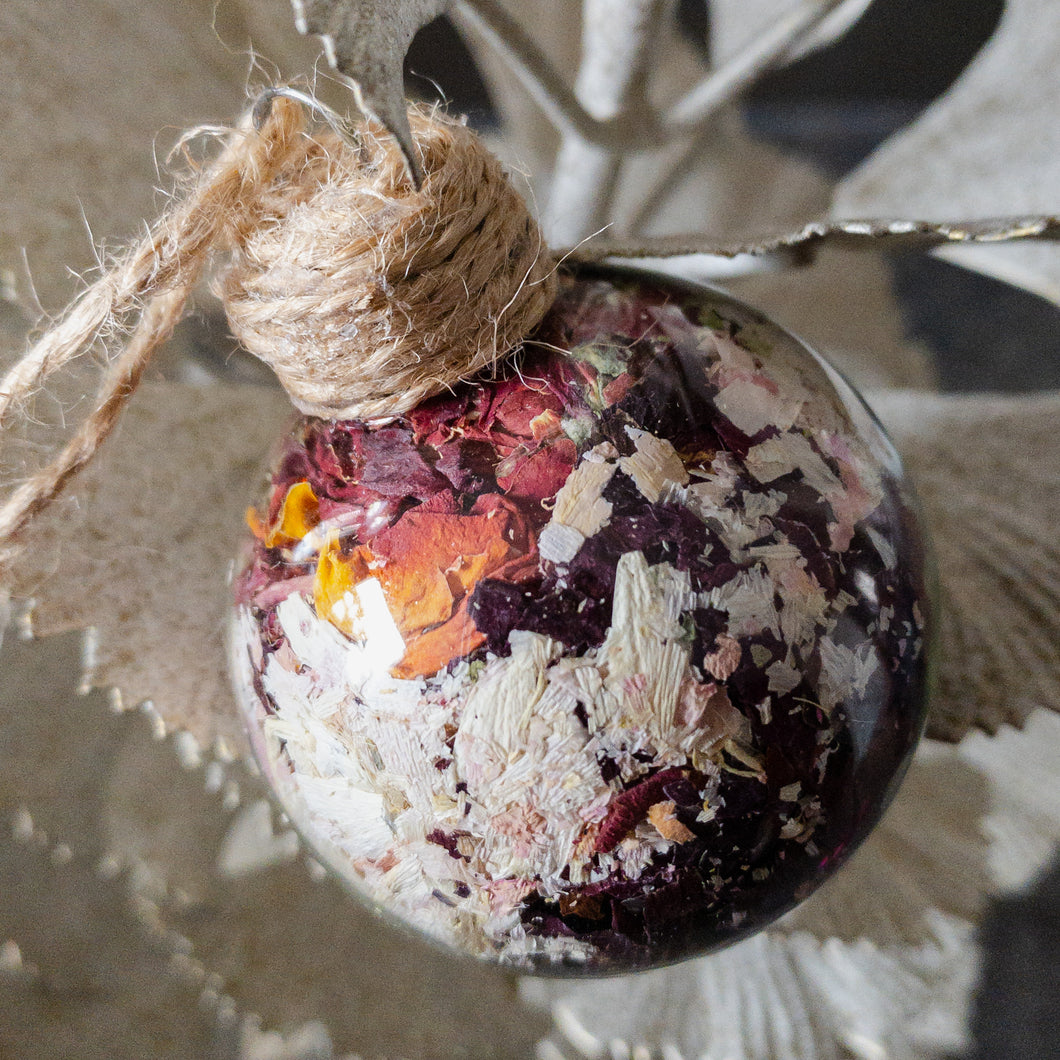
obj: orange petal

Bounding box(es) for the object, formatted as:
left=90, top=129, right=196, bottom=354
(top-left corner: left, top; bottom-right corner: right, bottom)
left=370, top=499, right=525, bottom=627
left=529, top=408, right=563, bottom=442
left=444, top=537, right=515, bottom=598
left=391, top=601, right=486, bottom=680
left=376, top=561, right=455, bottom=635
left=266, top=480, right=320, bottom=547
left=389, top=547, right=541, bottom=680
left=647, top=801, right=696, bottom=843
left=246, top=506, right=268, bottom=542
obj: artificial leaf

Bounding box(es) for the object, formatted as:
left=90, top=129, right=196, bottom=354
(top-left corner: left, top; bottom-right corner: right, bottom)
left=835, top=0, right=1060, bottom=296
left=869, top=389, right=1060, bottom=741
left=6, top=616, right=1060, bottom=1058
left=7, top=379, right=292, bottom=749
left=13, top=362, right=1060, bottom=756
left=524, top=891, right=975, bottom=1060
left=3, top=281, right=1058, bottom=1055
left=0, top=627, right=550, bottom=1059
left=525, top=709, right=1060, bottom=1059
left=291, top=0, right=450, bottom=179
left=568, top=217, right=1060, bottom=270
left=1, top=4, right=1058, bottom=1056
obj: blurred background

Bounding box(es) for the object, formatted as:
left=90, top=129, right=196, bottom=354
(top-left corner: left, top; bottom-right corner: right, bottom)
left=406, top=0, right=1060, bottom=396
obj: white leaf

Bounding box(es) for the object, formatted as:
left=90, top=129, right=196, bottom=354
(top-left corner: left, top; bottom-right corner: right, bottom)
left=725, top=246, right=937, bottom=392
left=524, top=915, right=978, bottom=1060
left=870, top=388, right=1060, bottom=740
left=8, top=379, right=292, bottom=748
left=835, top=0, right=1060, bottom=296
left=526, top=711, right=1060, bottom=1057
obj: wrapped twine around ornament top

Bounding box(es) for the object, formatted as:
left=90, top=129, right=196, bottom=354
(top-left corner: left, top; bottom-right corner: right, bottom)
left=0, top=94, right=557, bottom=566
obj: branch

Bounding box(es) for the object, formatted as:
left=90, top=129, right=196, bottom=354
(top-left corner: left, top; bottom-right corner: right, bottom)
left=455, top=0, right=677, bottom=150
left=662, top=0, right=868, bottom=135
left=545, top=0, right=671, bottom=242
left=452, top=0, right=600, bottom=143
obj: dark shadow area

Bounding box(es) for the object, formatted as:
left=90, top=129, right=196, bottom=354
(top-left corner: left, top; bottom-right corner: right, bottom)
left=968, top=855, right=1060, bottom=1060
left=677, top=0, right=712, bottom=55
left=404, top=16, right=494, bottom=127
left=744, top=0, right=1004, bottom=177
left=891, top=254, right=1060, bottom=392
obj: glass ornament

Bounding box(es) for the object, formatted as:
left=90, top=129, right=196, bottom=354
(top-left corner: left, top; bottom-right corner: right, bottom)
left=229, top=265, right=932, bottom=973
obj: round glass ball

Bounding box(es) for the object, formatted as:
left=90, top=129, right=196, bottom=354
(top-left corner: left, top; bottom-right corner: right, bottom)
left=230, top=266, right=931, bottom=973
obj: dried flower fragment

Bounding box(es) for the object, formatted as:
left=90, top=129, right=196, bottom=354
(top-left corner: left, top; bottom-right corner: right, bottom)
left=648, top=801, right=696, bottom=843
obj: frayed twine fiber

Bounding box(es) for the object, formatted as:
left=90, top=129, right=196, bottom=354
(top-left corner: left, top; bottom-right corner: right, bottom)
left=221, top=105, right=557, bottom=419
left=0, top=95, right=557, bottom=565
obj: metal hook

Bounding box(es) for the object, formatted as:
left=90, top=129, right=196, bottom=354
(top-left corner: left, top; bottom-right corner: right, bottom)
left=252, top=86, right=361, bottom=150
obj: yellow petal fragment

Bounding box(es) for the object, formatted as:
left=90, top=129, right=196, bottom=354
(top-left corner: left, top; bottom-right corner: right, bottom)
left=647, top=800, right=695, bottom=843
left=313, top=538, right=371, bottom=637
left=267, top=480, right=320, bottom=547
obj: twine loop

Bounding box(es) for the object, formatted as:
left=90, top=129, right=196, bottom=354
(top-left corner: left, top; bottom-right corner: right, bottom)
left=0, top=94, right=557, bottom=561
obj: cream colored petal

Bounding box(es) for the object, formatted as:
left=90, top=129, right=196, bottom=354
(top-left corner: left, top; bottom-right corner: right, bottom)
left=527, top=709, right=1060, bottom=1058
left=5, top=381, right=1060, bottom=1056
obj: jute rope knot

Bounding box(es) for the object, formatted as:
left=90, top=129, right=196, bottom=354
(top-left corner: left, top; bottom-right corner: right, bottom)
left=0, top=94, right=558, bottom=560
left=221, top=107, right=557, bottom=419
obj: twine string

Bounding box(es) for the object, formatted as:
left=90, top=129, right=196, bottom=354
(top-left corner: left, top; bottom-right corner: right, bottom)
left=0, top=95, right=557, bottom=565
left=219, top=103, right=557, bottom=419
